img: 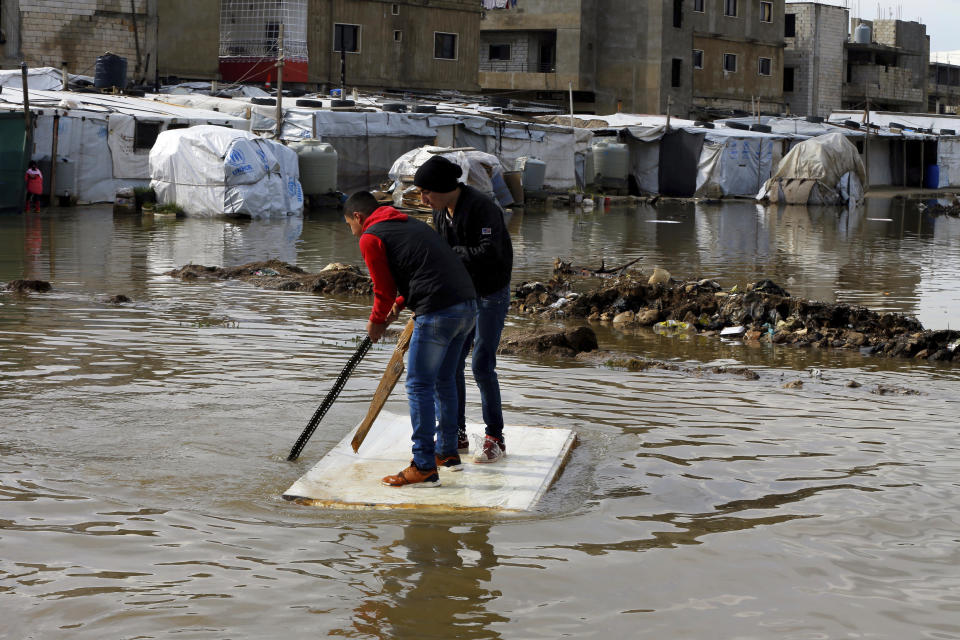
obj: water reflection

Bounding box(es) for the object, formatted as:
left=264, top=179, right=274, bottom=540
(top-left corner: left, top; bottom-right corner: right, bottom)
left=338, top=523, right=505, bottom=639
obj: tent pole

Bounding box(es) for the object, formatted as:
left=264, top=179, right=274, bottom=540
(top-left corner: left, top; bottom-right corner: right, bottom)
left=275, top=23, right=284, bottom=140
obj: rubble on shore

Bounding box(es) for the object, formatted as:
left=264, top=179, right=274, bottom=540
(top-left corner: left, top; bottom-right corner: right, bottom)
left=166, top=260, right=373, bottom=296
left=512, top=263, right=960, bottom=363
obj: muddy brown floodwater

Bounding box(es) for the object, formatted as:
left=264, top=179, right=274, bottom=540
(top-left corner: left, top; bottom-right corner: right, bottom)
left=2, top=199, right=960, bottom=638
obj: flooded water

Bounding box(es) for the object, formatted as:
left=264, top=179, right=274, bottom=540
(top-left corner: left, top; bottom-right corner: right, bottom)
left=2, top=199, right=960, bottom=638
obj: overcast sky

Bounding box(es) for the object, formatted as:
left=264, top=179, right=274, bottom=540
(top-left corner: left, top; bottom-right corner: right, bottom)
left=787, top=0, right=958, bottom=53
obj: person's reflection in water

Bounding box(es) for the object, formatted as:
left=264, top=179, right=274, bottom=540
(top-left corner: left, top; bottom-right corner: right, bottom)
left=344, top=523, right=506, bottom=639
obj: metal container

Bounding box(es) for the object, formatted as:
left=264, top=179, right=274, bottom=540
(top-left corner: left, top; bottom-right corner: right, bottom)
left=521, top=157, right=547, bottom=192
left=290, top=140, right=338, bottom=195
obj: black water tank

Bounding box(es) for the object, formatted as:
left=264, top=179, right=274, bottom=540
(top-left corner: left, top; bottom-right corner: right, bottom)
left=413, top=105, right=436, bottom=113
left=382, top=102, right=407, bottom=112
left=94, top=53, right=127, bottom=89
left=750, top=124, right=772, bottom=133
left=726, top=121, right=750, bottom=130
left=296, top=99, right=323, bottom=108
left=251, top=97, right=276, bottom=106
left=331, top=99, right=355, bottom=107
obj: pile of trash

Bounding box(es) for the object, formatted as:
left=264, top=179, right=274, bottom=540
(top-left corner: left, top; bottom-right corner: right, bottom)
left=512, top=264, right=960, bottom=363
left=166, top=260, right=372, bottom=296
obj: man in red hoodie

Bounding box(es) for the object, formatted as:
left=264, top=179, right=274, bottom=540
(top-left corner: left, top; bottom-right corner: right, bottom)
left=344, top=191, right=477, bottom=487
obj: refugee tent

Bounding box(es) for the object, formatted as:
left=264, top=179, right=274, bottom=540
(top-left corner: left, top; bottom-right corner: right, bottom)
left=149, top=125, right=303, bottom=218
left=0, top=66, right=92, bottom=90
left=388, top=145, right=508, bottom=207
left=757, top=132, right=866, bottom=205
left=694, top=128, right=781, bottom=199
left=0, top=85, right=246, bottom=203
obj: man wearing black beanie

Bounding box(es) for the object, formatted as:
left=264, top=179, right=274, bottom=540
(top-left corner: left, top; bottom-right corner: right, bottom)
left=414, top=155, right=514, bottom=464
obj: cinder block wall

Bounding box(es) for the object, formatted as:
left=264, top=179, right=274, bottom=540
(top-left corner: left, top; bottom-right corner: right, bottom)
left=785, top=3, right=846, bottom=117
left=19, top=0, right=150, bottom=81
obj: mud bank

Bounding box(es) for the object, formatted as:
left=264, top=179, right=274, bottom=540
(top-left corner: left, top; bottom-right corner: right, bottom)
left=513, top=266, right=960, bottom=363
left=166, top=260, right=373, bottom=296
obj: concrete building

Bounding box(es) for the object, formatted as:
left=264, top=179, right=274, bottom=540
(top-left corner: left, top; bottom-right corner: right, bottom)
left=843, top=18, right=929, bottom=113
left=783, top=2, right=848, bottom=118
left=478, top=0, right=785, bottom=117
left=929, top=53, right=960, bottom=114
left=155, top=0, right=479, bottom=92
left=1, top=0, right=158, bottom=83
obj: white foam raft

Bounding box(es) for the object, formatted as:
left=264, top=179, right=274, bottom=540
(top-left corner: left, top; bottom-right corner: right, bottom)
left=283, top=411, right=576, bottom=512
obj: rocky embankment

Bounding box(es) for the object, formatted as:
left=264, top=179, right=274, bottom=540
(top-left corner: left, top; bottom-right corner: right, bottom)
left=513, top=262, right=960, bottom=363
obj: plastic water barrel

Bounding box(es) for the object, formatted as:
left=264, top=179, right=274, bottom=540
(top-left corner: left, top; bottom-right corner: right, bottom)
left=592, top=141, right=629, bottom=189
left=54, top=158, right=77, bottom=197
left=290, top=140, right=338, bottom=195
left=491, top=171, right=514, bottom=207
left=94, top=53, right=127, bottom=89
left=583, top=150, right=595, bottom=188
left=925, top=165, right=940, bottom=189
left=522, top=158, right=547, bottom=192
left=854, top=22, right=872, bottom=44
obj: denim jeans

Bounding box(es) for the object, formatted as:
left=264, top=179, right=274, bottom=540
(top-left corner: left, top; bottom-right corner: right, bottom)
left=454, top=285, right=510, bottom=440
left=405, top=299, right=476, bottom=469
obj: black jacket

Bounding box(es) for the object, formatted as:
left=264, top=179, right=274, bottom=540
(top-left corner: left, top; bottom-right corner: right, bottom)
left=431, top=184, right=513, bottom=296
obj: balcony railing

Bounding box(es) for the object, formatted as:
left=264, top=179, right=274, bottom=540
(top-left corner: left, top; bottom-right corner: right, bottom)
left=479, top=60, right=556, bottom=73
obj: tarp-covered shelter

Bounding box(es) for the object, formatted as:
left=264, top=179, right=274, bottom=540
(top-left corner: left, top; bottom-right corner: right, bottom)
left=150, top=125, right=303, bottom=218
left=757, top=132, right=866, bottom=205
left=0, top=86, right=246, bottom=203
left=0, top=111, right=28, bottom=211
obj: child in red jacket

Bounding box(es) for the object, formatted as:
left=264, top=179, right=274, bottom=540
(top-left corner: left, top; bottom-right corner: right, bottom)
left=24, top=161, right=43, bottom=212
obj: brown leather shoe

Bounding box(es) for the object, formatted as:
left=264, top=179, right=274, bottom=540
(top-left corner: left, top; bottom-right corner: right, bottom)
left=381, top=463, right=441, bottom=487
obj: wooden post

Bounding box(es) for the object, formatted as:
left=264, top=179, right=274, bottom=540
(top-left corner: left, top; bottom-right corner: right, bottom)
left=666, top=95, right=672, bottom=131
left=61, top=62, right=68, bottom=91
left=20, top=63, right=33, bottom=209
left=275, top=23, right=284, bottom=139
left=49, top=114, right=60, bottom=205
left=568, top=81, right=574, bottom=129
left=864, top=96, right=870, bottom=191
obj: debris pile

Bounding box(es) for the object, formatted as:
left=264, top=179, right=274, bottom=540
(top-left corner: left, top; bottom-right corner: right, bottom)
left=499, top=326, right=598, bottom=358
left=513, top=264, right=960, bottom=363
left=4, top=279, right=52, bottom=293
left=166, top=260, right=373, bottom=296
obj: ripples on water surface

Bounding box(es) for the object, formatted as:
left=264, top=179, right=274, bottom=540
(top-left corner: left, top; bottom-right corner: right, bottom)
left=2, top=201, right=960, bottom=638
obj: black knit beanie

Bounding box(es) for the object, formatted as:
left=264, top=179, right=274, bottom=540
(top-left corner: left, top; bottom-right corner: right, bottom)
left=413, top=155, right=462, bottom=192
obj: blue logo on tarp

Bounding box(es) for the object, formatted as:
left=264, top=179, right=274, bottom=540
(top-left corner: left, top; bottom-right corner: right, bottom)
left=229, top=149, right=246, bottom=165
left=228, top=148, right=253, bottom=176
left=288, top=178, right=303, bottom=203
left=98, top=127, right=108, bottom=138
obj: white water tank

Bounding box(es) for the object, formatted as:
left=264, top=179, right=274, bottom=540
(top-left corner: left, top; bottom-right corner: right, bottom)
left=854, top=22, right=871, bottom=44
left=592, top=140, right=629, bottom=189
left=290, top=140, right=338, bottom=195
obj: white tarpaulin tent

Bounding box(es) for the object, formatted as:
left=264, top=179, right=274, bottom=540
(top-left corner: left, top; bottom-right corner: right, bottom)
left=150, top=125, right=303, bottom=218
left=0, top=66, right=92, bottom=90
left=388, top=145, right=506, bottom=199
left=757, top=132, right=866, bottom=205
left=695, top=128, right=781, bottom=199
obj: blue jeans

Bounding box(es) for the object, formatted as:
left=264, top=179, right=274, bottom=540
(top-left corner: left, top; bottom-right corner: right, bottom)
left=455, top=285, right=510, bottom=440
left=405, top=300, right=476, bottom=469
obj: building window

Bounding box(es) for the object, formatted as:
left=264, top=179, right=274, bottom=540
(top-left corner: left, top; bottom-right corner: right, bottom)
left=489, top=44, right=511, bottom=61
left=134, top=121, right=161, bottom=150
left=672, top=58, right=683, bottom=87
left=673, top=0, right=683, bottom=28
left=784, top=67, right=795, bottom=92
left=694, top=0, right=704, bottom=12
left=760, top=1, right=772, bottom=22
left=724, top=0, right=738, bottom=17
left=393, top=30, right=402, bottom=42
left=785, top=13, right=796, bottom=37
left=693, top=49, right=704, bottom=69
left=434, top=32, right=458, bottom=60
left=334, top=23, right=360, bottom=53
left=723, top=53, right=737, bottom=73
left=391, top=3, right=399, bottom=15
left=758, top=57, right=772, bottom=76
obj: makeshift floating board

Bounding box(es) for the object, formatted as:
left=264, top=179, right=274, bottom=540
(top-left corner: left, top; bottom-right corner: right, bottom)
left=283, top=411, right=576, bottom=512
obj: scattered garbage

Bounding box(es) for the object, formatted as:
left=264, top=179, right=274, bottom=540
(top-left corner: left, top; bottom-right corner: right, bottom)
left=720, top=326, right=746, bottom=336
left=653, top=319, right=693, bottom=337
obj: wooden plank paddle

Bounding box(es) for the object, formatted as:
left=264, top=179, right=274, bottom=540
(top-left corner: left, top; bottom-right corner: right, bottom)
left=351, top=317, right=415, bottom=453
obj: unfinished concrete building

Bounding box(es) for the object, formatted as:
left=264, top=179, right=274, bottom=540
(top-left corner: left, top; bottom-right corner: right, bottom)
left=843, top=18, right=929, bottom=113
left=783, top=2, right=847, bottom=118
left=1, top=0, right=158, bottom=83
left=479, top=0, right=785, bottom=117
left=928, top=54, right=960, bottom=115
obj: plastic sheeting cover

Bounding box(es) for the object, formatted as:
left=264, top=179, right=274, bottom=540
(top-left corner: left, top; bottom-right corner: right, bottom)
left=389, top=146, right=506, bottom=197
left=757, top=132, right=866, bottom=205
left=149, top=125, right=303, bottom=217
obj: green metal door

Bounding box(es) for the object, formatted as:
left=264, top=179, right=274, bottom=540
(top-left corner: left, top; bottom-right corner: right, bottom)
left=0, top=113, right=28, bottom=212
